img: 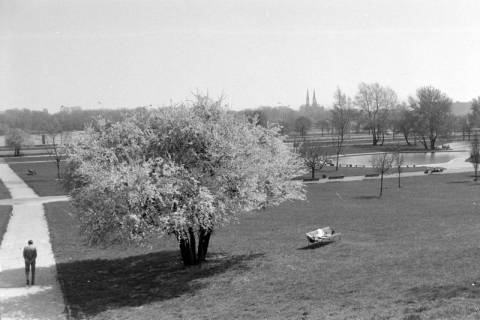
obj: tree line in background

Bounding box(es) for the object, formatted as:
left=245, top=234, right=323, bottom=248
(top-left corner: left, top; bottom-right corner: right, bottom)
left=0, top=106, right=129, bottom=135
left=242, top=84, right=480, bottom=149
left=2, top=84, right=479, bottom=150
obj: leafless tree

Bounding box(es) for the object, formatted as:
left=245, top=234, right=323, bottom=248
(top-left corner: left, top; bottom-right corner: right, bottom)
left=370, top=153, right=394, bottom=197
left=331, top=87, right=352, bottom=171
left=298, top=141, right=330, bottom=179
left=409, top=86, right=452, bottom=150
left=355, top=83, right=397, bottom=146
left=294, top=116, right=312, bottom=137
left=47, top=131, right=71, bottom=180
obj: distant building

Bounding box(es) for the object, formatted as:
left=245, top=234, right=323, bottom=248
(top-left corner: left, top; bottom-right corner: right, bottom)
left=312, top=90, right=318, bottom=108
left=305, top=89, right=319, bottom=108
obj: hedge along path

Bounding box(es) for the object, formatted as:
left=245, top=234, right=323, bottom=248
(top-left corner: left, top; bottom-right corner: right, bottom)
left=0, top=159, right=69, bottom=320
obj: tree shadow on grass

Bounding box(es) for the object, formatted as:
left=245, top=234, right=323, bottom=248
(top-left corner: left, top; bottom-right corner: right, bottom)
left=55, top=250, right=264, bottom=318
left=297, top=242, right=334, bottom=250
left=353, top=195, right=379, bottom=200
left=0, top=266, right=67, bottom=319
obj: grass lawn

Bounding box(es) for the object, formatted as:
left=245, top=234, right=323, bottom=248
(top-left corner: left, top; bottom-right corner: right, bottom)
left=45, top=173, right=480, bottom=319
left=8, top=161, right=66, bottom=196
left=0, top=178, right=11, bottom=199
left=0, top=206, right=12, bottom=245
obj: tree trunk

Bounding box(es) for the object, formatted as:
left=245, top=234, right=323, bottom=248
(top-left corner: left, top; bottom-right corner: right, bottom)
left=397, top=168, right=401, bottom=188
left=430, top=137, right=436, bottom=150
left=188, top=228, right=197, bottom=265
left=311, top=166, right=315, bottom=179
left=179, top=228, right=212, bottom=266
left=403, top=133, right=411, bottom=146
left=197, top=228, right=211, bottom=262
left=379, top=171, right=384, bottom=197
left=475, top=163, right=478, bottom=182
left=421, top=137, right=428, bottom=150
left=56, top=159, right=61, bottom=179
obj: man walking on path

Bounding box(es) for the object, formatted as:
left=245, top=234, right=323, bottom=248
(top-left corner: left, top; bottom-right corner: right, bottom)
left=23, top=239, right=37, bottom=286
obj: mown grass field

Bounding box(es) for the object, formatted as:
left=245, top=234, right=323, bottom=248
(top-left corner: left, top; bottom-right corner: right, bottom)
left=7, top=160, right=66, bottom=196
left=44, top=172, right=480, bottom=320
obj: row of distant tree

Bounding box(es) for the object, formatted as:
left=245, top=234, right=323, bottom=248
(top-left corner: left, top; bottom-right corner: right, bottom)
left=241, top=83, right=480, bottom=150
left=2, top=84, right=480, bottom=153
left=0, top=106, right=130, bottom=135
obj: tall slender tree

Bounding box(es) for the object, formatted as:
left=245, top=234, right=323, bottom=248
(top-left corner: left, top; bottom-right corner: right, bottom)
left=331, top=87, right=352, bottom=170
left=370, top=153, right=394, bottom=197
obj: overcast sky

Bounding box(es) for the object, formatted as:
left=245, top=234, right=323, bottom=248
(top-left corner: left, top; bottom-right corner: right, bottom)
left=1, top=0, right=480, bottom=112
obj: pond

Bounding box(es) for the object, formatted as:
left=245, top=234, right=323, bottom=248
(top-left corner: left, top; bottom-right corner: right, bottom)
left=338, top=142, right=472, bottom=169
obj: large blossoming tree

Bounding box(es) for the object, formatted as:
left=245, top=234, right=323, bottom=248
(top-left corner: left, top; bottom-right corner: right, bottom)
left=64, top=97, right=306, bottom=265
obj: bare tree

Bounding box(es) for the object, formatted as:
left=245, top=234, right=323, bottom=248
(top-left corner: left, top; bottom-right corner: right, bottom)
left=43, top=116, right=70, bottom=179
left=48, top=131, right=70, bottom=179
left=410, top=86, right=452, bottom=150
left=470, top=97, right=480, bottom=128
left=370, top=153, right=394, bottom=197
left=331, top=87, right=352, bottom=171
left=5, top=128, right=31, bottom=156
left=355, top=83, right=397, bottom=146
left=294, top=116, right=312, bottom=137
left=298, top=141, right=330, bottom=179
left=470, top=132, right=480, bottom=181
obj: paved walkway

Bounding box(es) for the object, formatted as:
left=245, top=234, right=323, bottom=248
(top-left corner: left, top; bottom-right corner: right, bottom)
left=305, top=157, right=474, bottom=184
left=0, top=163, right=68, bottom=320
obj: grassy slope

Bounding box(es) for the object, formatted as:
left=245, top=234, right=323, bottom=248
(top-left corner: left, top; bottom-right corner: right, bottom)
left=8, top=161, right=65, bottom=196
left=45, top=173, right=480, bottom=319
left=0, top=206, right=12, bottom=245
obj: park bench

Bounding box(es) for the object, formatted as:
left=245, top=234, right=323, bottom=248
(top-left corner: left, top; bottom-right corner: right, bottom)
left=328, top=175, right=344, bottom=180
left=424, top=167, right=444, bottom=174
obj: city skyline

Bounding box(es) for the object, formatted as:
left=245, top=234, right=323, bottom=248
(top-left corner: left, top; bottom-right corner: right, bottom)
left=2, top=0, right=480, bottom=112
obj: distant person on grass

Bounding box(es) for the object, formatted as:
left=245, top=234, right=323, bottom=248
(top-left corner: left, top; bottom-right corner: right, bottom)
left=23, top=240, right=37, bottom=286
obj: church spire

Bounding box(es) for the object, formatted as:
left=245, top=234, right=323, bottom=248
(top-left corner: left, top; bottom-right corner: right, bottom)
left=312, top=90, right=318, bottom=107
left=306, top=89, right=310, bottom=107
